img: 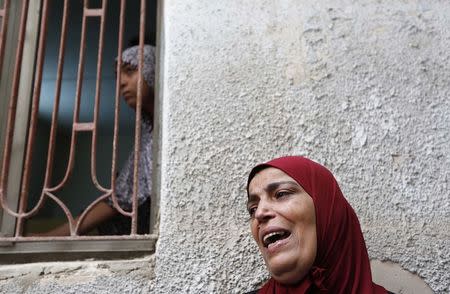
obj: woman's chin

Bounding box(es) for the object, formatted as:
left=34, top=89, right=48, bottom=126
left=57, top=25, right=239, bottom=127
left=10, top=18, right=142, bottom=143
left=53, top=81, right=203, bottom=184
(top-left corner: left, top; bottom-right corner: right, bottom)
left=270, top=268, right=307, bottom=286
left=266, top=255, right=308, bottom=285
left=125, top=100, right=137, bottom=109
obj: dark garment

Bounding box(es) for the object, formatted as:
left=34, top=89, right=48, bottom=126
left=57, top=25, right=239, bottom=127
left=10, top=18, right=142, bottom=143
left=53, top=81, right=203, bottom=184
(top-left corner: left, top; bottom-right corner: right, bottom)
left=105, top=115, right=153, bottom=212
left=97, top=198, right=151, bottom=235
left=98, top=114, right=153, bottom=235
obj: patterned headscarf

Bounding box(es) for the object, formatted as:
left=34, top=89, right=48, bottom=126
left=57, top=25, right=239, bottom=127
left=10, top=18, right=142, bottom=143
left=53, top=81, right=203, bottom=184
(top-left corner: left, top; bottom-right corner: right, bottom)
left=121, top=45, right=156, bottom=88
left=247, top=156, right=387, bottom=294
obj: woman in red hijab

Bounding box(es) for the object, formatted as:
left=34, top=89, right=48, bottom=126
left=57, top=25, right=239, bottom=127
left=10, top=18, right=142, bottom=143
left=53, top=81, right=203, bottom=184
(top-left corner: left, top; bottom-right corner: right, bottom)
left=246, top=156, right=393, bottom=294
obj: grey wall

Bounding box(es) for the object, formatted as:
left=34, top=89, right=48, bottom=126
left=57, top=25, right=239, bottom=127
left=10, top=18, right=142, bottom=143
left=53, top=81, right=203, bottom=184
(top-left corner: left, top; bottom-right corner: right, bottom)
left=0, top=256, right=155, bottom=294
left=154, top=0, right=449, bottom=293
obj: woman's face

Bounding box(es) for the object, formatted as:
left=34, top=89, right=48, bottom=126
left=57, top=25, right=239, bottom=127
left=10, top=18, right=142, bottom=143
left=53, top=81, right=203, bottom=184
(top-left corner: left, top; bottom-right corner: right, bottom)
left=247, top=167, right=317, bottom=285
left=119, top=64, right=154, bottom=114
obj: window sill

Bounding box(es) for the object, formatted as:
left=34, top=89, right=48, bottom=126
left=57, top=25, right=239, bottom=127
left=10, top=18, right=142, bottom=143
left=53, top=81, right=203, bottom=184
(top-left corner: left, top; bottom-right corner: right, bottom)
left=0, top=234, right=157, bottom=263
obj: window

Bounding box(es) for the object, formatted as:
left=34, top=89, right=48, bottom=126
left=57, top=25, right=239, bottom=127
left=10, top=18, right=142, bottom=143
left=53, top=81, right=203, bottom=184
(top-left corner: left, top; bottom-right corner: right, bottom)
left=0, top=0, right=160, bottom=255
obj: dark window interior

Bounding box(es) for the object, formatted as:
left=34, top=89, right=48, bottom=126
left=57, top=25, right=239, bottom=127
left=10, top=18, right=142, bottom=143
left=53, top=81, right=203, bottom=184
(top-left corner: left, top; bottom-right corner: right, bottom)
left=25, top=0, right=157, bottom=235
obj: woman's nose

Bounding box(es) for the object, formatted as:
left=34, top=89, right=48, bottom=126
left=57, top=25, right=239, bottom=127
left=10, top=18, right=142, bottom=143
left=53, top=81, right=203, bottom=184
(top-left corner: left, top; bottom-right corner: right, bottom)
left=254, top=200, right=275, bottom=222
left=120, top=76, right=127, bottom=87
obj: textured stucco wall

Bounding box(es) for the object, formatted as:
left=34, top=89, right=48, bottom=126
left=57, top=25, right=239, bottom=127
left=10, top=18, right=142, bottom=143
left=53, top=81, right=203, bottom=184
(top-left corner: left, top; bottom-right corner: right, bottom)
left=0, top=256, right=155, bottom=293
left=154, top=0, right=449, bottom=293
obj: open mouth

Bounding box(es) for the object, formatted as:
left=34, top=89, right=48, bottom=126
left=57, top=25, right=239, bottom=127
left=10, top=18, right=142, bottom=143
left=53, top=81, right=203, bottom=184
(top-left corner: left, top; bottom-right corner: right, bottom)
left=262, top=230, right=291, bottom=248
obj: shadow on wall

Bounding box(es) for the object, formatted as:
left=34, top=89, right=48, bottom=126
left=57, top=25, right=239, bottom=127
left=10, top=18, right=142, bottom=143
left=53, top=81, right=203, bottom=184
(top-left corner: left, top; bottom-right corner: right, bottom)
left=371, top=260, right=433, bottom=294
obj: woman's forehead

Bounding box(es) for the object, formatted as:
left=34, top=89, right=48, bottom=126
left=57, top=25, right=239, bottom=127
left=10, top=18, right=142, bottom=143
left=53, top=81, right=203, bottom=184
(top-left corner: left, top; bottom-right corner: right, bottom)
left=113, top=61, right=136, bottom=72
left=248, top=167, right=297, bottom=192
left=120, top=62, right=136, bottom=70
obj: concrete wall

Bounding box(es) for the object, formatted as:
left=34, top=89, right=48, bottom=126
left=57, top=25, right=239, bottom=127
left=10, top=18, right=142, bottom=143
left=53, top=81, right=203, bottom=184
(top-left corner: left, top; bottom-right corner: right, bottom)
left=0, top=256, right=155, bottom=294
left=154, top=0, right=449, bottom=293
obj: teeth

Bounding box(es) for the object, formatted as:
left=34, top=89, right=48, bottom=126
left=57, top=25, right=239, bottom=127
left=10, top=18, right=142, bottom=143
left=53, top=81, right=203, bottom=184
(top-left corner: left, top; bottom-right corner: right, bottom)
left=263, top=231, right=284, bottom=246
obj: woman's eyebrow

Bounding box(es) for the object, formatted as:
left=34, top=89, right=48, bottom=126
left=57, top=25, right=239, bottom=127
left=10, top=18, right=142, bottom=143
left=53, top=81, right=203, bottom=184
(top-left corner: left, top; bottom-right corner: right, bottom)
left=247, top=180, right=299, bottom=201
left=265, top=181, right=298, bottom=193
left=247, top=193, right=259, bottom=203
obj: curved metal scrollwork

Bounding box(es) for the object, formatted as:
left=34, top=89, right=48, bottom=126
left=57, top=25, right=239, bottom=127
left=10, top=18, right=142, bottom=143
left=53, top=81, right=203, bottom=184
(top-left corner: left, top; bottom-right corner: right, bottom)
left=0, top=0, right=149, bottom=241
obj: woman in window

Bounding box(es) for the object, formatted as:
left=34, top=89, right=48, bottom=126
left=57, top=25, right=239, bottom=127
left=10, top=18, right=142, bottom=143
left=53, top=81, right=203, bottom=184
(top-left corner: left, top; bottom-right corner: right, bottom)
left=34, top=43, right=156, bottom=236
left=245, top=156, right=393, bottom=293
left=96, top=43, right=155, bottom=235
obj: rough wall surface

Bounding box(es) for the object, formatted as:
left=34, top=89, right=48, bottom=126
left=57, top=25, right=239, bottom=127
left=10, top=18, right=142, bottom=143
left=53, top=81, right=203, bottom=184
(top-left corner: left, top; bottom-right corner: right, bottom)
left=155, top=0, right=449, bottom=293
left=0, top=256, right=155, bottom=293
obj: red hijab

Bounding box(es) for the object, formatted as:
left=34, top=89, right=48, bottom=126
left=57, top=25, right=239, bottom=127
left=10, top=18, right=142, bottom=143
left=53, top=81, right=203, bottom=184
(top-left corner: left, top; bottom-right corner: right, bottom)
left=247, top=156, right=387, bottom=294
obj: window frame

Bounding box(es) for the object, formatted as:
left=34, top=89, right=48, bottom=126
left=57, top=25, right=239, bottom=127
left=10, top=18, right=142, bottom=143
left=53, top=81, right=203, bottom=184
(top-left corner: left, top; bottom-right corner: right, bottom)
left=0, top=0, right=39, bottom=243
left=0, top=0, right=161, bottom=256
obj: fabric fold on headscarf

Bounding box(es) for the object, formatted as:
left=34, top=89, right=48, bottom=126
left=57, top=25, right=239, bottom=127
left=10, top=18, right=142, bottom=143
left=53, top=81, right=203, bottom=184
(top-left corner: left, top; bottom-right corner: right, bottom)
left=247, top=156, right=387, bottom=294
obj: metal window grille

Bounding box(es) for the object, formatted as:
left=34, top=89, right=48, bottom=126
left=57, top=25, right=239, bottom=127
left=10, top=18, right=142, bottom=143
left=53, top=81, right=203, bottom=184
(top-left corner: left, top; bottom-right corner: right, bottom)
left=0, top=0, right=156, bottom=243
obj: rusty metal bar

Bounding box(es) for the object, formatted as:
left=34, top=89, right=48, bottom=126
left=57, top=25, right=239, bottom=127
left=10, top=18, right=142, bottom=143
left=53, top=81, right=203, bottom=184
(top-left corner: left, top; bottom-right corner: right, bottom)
left=44, top=191, right=76, bottom=234
left=25, top=0, right=95, bottom=236
left=73, top=122, right=95, bottom=132
left=15, top=0, right=51, bottom=237
left=1, top=0, right=152, bottom=240
left=45, top=0, right=111, bottom=235
left=1, top=234, right=155, bottom=242
left=43, top=0, right=131, bottom=235
left=0, top=0, right=29, bottom=215
left=1, top=190, right=45, bottom=219
left=130, top=0, right=147, bottom=235
left=74, top=191, right=110, bottom=235
left=84, top=8, right=103, bottom=17
left=109, top=0, right=132, bottom=218
left=49, top=0, right=90, bottom=194
left=43, top=0, right=70, bottom=188
left=90, top=0, right=108, bottom=194
left=0, top=0, right=11, bottom=80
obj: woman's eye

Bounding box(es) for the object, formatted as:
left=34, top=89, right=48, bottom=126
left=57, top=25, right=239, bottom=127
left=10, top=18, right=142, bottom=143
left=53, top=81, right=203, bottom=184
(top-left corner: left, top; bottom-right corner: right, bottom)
left=275, top=190, right=290, bottom=199
left=248, top=206, right=257, bottom=217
